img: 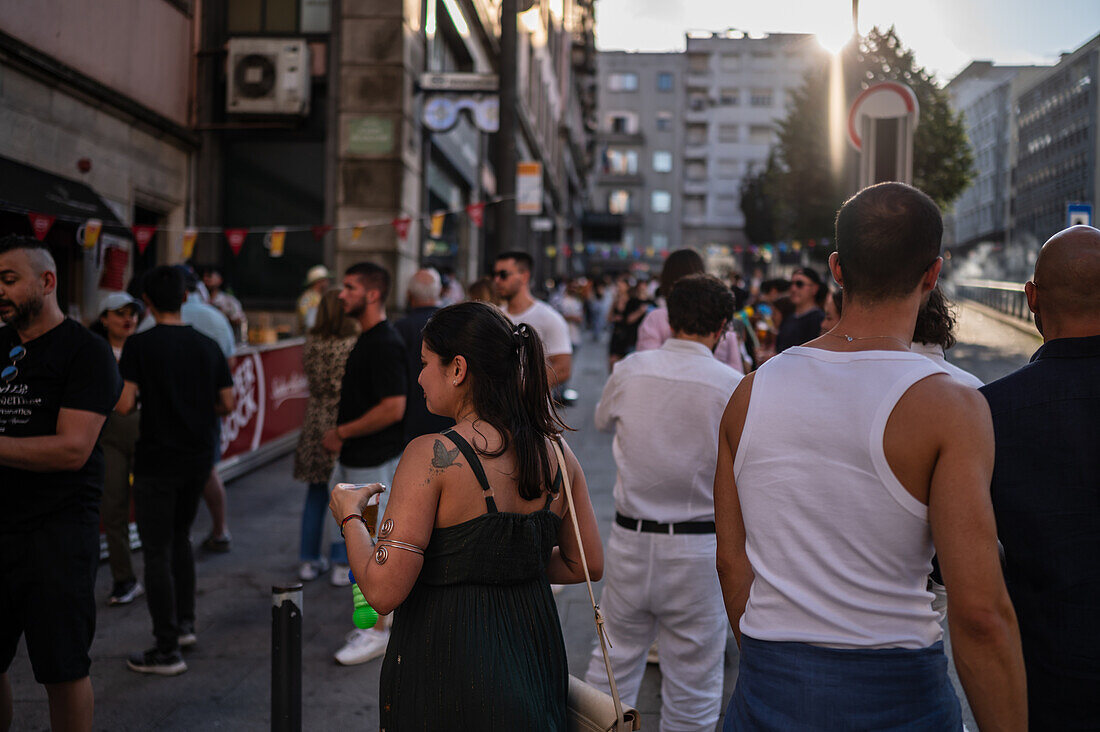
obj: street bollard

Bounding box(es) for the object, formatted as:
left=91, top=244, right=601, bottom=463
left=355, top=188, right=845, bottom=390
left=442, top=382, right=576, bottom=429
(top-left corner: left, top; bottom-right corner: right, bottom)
left=272, top=583, right=303, bottom=732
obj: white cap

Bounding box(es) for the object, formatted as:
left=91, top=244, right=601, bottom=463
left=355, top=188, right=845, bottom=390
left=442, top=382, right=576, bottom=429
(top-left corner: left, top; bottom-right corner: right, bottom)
left=304, top=265, right=332, bottom=287
left=98, top=291, right=141, bottom=315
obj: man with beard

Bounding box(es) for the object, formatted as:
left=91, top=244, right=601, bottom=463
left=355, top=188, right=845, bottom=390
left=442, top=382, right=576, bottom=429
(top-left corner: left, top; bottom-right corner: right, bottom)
left=0, top=235, right=121, bottom=731
left=322, top=261, right=407, bottom=665
left=492, top=251, right=572, bottom=388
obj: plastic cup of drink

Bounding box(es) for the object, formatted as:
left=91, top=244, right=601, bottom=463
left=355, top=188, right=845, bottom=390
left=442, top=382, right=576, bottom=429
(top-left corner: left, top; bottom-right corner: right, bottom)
left=336, top=483, right=385, bottom=537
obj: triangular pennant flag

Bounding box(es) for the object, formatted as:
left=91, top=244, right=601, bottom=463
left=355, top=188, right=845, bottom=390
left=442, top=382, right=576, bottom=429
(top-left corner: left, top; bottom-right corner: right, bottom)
left=391, top=217, right=411, bottom=241
left=311, top=225, right=332, bottom=241
left=352, top=221, right=367, bottom=241
left=807, top=239, right=817, bottom=248
left=81, top=219, right=102, bottom=249
left=466, top=202, right=485, bottom=228
left=181, top=228, right=198, bottom=260
left=28, top=213, right=55, bottom=241
left=266, top=227, right=286, bottom=257
left=430, top=211, right=446, bottom=239
left=225, top=228, right=248, bottom=256
left=132, top=225, right=156, bottom=255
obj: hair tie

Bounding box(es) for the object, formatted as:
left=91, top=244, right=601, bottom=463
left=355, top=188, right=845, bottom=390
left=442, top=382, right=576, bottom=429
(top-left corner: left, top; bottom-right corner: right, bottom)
left=512, top=323, right=531, bottom=349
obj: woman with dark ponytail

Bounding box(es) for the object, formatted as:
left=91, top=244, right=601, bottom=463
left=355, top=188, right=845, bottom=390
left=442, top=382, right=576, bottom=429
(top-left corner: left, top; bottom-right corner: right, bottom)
left=329, top=301, right=603, bottom=729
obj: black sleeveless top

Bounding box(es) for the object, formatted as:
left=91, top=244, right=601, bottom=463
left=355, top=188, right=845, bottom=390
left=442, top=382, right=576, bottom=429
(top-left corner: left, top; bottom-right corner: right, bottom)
left=378, top=430, right=567, bottom=731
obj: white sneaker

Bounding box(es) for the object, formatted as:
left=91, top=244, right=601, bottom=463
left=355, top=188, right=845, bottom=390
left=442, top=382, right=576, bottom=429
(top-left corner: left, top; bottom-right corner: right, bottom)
left=334, top=628, right=390, bottom=666
left=299, top=558, right=331, bottom=582
left=330, top=564, right=352, bottom=587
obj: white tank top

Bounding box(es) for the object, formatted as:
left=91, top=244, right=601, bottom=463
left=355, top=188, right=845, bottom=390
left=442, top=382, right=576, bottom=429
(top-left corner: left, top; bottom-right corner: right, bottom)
left=735, top=346, right=947, bottom=649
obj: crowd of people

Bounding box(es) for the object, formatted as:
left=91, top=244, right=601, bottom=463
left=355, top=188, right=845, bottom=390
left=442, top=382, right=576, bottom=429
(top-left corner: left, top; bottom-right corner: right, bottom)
left=1, top=178, right=1098, bottom=731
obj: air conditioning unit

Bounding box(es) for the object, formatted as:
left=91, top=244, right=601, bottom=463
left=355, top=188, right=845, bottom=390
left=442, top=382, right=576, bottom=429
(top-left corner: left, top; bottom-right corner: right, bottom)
left=226, top=38, right=310, bottom=115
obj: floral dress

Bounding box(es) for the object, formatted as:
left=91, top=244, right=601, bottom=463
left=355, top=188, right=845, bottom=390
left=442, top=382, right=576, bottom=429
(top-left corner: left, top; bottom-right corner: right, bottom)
left=292, top=334, right=357, bottom=483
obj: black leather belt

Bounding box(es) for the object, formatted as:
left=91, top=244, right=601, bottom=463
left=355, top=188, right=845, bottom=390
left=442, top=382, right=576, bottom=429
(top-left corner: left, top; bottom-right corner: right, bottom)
left=615, top=512, right=716, bottom=535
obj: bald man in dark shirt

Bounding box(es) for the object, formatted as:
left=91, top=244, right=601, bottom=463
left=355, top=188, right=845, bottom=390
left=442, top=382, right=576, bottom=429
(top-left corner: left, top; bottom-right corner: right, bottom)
left=981, top=225, right=1100, bottom=729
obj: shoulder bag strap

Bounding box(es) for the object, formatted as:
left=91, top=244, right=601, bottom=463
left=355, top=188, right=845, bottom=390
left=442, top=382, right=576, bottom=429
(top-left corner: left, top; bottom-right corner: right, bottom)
left=550, top=438, right=626, bottom=729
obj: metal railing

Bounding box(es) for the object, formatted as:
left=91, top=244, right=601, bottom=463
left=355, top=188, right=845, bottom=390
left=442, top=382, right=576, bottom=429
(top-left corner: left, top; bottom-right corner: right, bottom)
left=952, top=278, right=1033, bottom=324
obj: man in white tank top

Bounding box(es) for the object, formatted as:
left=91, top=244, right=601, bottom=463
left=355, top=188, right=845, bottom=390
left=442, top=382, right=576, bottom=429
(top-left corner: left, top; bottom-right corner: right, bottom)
left=714, top=182, right=1025, bottom=730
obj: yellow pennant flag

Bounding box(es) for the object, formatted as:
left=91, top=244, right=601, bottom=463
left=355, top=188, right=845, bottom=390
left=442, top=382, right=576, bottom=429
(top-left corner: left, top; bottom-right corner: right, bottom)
left=81, top=219, right=102, bottom=249
left=266, top=227, right=286, bottom=258
left=181, top=228, right=198, bottom=259
left=352, top=221, right=367, bottom=241
left=430, top=211, right=445, bottom=238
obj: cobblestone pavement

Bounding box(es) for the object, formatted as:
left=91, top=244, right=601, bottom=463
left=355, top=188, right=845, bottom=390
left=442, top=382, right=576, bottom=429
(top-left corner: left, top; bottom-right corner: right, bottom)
left=7, top=302, right=1039, bottom=730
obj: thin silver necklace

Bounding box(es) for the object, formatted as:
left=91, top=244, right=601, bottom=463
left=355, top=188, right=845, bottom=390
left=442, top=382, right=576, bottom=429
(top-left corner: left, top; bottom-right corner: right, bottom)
left=823, top=331, right=910, bottom=349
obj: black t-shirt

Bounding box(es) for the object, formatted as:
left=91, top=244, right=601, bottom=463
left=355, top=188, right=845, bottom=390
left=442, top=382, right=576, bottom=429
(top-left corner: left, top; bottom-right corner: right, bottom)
left=394, top=307, right=455, bottom=445
left=776, top=307, right=825, bottom=353
left=118, top=324, right=232, bottom=476
left=337, top=320, right=407, bottom=467
left=0, top=318, right=121, bottom=531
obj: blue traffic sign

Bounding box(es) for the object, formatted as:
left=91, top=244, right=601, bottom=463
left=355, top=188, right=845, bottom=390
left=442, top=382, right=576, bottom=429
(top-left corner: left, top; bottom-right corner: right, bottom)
left=1067, top=202, right=1092, bottom=227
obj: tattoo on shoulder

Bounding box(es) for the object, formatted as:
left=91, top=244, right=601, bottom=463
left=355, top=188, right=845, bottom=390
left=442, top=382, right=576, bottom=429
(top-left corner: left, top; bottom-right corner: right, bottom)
left=430, top=440, right=461, bottom=471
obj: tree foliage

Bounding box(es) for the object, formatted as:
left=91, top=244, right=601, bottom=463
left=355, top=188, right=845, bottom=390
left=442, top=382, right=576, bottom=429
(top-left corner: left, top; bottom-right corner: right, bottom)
left=739, top=155, right=777, bottom=244
left=754, top=26, right=974, bottom=241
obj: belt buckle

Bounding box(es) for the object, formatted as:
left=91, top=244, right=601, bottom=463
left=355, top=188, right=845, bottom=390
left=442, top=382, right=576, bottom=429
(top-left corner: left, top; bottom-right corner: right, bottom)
left=667, top=522, right=675, bottom=535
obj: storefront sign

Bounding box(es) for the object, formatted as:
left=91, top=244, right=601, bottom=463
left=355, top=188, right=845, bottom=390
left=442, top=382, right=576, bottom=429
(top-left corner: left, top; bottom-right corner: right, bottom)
left=516, top=162, right=542, bottom=215
left=347, top=116, right=395, bottom=155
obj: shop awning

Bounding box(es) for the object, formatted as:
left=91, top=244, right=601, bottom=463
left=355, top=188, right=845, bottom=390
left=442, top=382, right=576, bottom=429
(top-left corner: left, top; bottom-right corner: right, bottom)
left=0, top=155, right=126, bottom=228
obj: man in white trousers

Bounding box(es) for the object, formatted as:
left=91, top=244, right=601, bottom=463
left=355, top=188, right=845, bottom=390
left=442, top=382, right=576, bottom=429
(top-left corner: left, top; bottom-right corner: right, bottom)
left=585, top=274, right=740, bottom=731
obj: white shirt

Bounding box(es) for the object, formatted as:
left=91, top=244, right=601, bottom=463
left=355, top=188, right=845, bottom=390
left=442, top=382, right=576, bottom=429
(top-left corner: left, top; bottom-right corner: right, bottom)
left=910, top=342, right=983, bottom=387
left=595, top=339, right=742, bottom=523
left=736, top=347, right=947, bottom=649
left=501, top=299, right=572, bottom=356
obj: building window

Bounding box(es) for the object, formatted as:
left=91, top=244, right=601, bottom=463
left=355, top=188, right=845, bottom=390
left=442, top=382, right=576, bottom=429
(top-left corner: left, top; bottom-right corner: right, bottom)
left=685, top=161, right=706, bottom=180
left=720, top=88, right=739, bottom=106
left=657, top=72, right=674, bottom=92
left=656, top=111, right=673, bottom=131
left=653, top=151, right=673, bottom=173
left=652, top=190, right=672, bottom=213
left=609, top=190, right=632, bottom=214
left=609, top=72, right=639, bottom=91
left=689, top=93, right=708, bottom=111
left=716, top=195, right=738, bottom=215
left=684, top=196, right=705, bottom=218
left=603, top=149, right=638, bottom=175
left=717, top=159, right=739, bottom=179
left=607, top=113, right=638, bottom=133
left=748, top=124, right=773, bottom=144
left=652, top=233, right=669, bottom=251
left=686, top=124, right=708, bottom=145
left=750, top=88, right=773, bottom=107
left=720, top=53, right=740, bottom=71
left=719, top=124, right=740, bottom=143
left=227, top=0, right=330, bottom=33
left=688, top=53, right=709, bottom=73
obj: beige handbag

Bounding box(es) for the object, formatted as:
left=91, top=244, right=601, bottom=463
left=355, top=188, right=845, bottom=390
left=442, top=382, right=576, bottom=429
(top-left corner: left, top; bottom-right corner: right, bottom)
left=551, top=440, right=641, bottom=732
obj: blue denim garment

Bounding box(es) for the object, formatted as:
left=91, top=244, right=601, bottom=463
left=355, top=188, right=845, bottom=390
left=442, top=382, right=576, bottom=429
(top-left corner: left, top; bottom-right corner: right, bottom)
left=724, top=636, right=961, bottom=731
left=980, top=334, right=1100, bottom=729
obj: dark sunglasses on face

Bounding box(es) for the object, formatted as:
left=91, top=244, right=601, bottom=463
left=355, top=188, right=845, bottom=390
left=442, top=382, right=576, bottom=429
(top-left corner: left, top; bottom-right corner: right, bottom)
left=791, top=279, right=810, bottom=288
left=2, top=344, right=26, bottom=384
left=493, top=270, right=513, bottom=280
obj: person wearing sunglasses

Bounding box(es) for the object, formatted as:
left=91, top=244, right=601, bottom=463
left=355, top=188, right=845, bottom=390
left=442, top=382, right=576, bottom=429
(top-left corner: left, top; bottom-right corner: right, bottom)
left=774, top=267, right=826, bottom=353
left=0, top=234, right=122, bottom=731
left=492, top=251, right=573, bottom=389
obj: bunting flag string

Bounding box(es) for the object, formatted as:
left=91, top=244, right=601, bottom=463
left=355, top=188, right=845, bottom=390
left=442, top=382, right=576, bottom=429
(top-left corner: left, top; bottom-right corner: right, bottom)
left=28, top=212, right=55, bottom=241
left=132, top=225, right=156, bottom=255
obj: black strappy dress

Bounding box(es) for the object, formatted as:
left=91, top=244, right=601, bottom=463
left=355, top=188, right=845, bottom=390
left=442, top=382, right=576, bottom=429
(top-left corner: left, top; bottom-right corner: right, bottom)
left=378, top=429, right=567, bottom=731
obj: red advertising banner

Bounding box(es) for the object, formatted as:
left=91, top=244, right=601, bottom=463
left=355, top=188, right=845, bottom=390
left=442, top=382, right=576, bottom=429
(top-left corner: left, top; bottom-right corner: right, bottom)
left=220, top=342, right=308, bottom=461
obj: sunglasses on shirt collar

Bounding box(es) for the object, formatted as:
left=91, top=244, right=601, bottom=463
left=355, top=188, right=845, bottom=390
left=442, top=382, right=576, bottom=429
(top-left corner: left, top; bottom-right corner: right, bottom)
left=2, top=344, right=26, bottom=384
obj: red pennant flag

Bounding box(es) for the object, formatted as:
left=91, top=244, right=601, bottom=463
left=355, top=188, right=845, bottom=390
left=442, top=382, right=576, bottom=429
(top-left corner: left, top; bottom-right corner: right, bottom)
left=28, top=213, right=55, bottom=241
left=132, top=225, right=156, bottom=254
left=224, top=228, right=248, bottom=256
left=311, top=224, right=332, bottom=241
left=391, top=217, right=412, bottom=241
left=465, top=202, right=485, bottom=228
left=807, top=239, right=817, bottom=248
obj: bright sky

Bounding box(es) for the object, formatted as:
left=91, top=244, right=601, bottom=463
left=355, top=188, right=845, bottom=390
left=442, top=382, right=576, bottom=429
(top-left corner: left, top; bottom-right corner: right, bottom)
left=596, top=0, right=1100, bottom=82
